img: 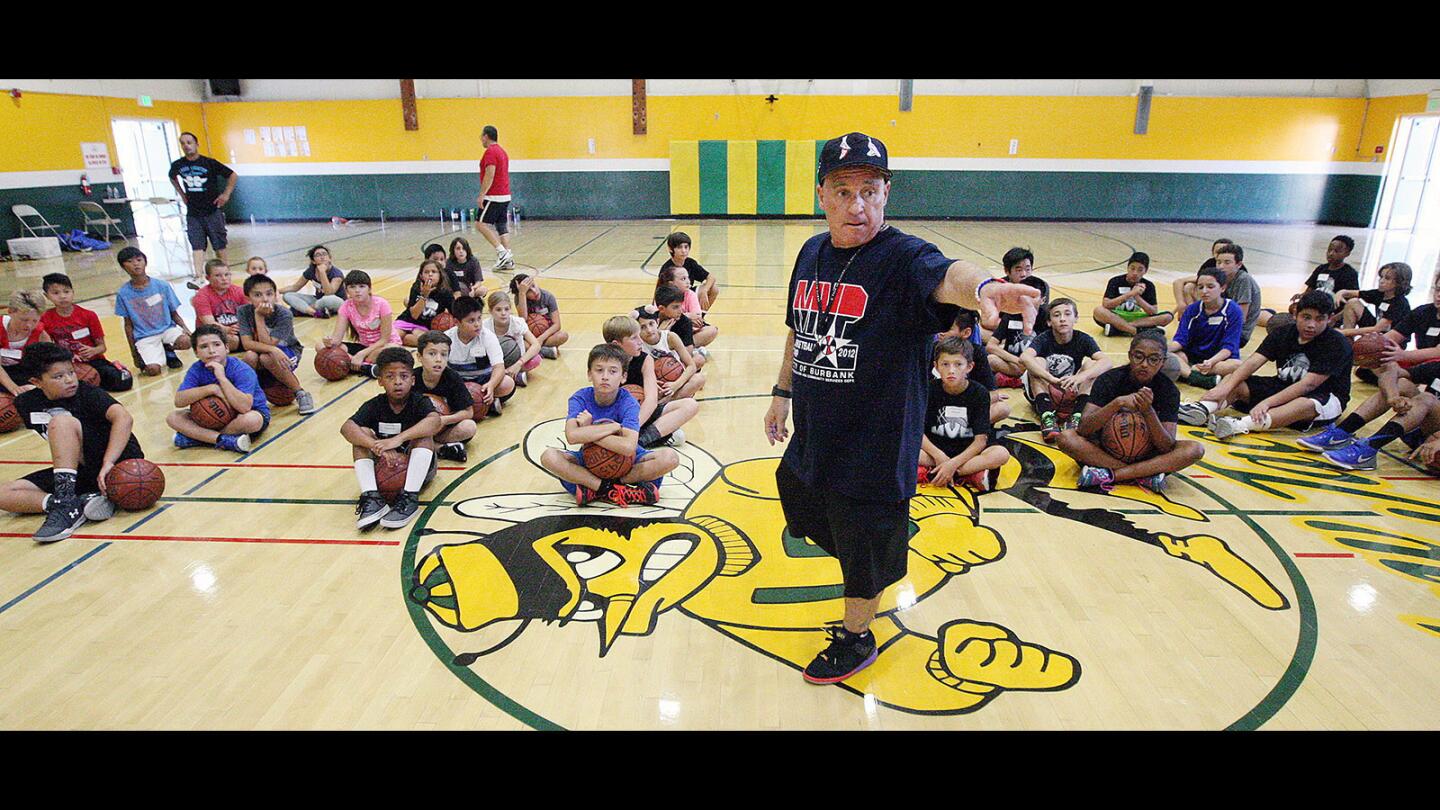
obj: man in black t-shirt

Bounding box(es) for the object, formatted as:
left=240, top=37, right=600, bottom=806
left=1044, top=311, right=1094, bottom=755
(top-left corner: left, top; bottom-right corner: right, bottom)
left=168, top=132, right=237, bottom=289
left=1018, top=298, right=1111, bottom=443
left=919, top=337, right=1011, bottom=492
left=764, top=131, right=1041, bottom=686
left=342, top=347, right=442, bottom=531
left=0, top=344, right=141, bottom=542
left=1058, top=332, right=1203, bottom=491
left=1179, top=291, right=1352, bottom=438
left=659, top=231, right=720, bottom=310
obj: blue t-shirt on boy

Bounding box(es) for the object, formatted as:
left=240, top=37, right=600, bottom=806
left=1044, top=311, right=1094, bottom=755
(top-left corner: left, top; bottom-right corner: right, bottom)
left=179, top=356, right=270, bottom=420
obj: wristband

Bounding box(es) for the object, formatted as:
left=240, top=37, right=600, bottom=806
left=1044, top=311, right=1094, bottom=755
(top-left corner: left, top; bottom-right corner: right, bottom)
left=771, top=386, right=791, bottom=399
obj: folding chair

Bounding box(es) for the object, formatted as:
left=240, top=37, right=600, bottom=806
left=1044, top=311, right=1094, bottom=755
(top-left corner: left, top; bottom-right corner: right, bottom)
left=78, top=201, right=128, bottom=243
left=148, top=197, right=187, bottom=243
left=12, top=204, right=63, bottom=239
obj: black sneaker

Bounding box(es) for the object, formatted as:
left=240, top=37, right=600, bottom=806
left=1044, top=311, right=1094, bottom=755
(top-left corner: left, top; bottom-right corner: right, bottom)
left=34, top=498, right=86, bottom=544
left=638, top=424, right=663, bottom=449
left=355, top=491, right=389, bottom=530
left=185, top=280, right=201, bottom=291
left=802, top=626, right=879, bottom=684
left=164, top=347, right=183, bottom=369
left=380, top=492, right=421, bottom=529
left=436, top=442, right=468, bottom=463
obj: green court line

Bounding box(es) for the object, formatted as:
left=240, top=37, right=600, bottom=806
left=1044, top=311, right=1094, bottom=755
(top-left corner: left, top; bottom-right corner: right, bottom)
left=159, top=496, right=458, bottom=506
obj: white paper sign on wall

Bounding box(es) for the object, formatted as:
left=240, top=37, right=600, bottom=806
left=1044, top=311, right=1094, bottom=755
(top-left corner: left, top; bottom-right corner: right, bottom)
left=81, top=142, right=111, bottom=171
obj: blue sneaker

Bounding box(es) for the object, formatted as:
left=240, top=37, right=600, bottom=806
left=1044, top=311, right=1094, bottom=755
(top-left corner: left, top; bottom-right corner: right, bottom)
left=174, top=432, right=205, bottom=449
left=215, top=433, right=252, bottom=454
left=1077, top=465, right=1116, bottom=491
left=1323, top=441, right=1378, bottom=471
left=1297, top=424, right=1354, bottom=452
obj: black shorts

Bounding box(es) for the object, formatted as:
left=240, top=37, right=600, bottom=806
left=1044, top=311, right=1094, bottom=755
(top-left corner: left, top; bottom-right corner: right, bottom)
left=22, top=453, right=140, bottom=495
left=185, top=210, right=228, bottom=251
left=88, top=358, right=133, bottom=392
left=479, top=199, right=509, bottom=235
left=642, top=400, right=667, bottom=429
left=775, top=461, right=910, bottom=600
left=1237, top=375, right=1342, bottom=431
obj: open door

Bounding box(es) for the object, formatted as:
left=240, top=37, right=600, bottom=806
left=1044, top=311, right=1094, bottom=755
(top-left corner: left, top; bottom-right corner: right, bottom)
left=1370, top=113, right=1440, bottom=301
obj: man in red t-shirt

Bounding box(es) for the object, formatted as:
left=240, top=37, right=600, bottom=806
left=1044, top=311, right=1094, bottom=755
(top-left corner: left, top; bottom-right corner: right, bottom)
left=474, top=125, right=516, bottom=272
left=192, top=259, right=249, bottom=350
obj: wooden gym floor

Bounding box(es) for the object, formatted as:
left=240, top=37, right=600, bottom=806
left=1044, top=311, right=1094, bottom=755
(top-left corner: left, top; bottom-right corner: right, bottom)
left=0, top=217, right=1436, bottom=730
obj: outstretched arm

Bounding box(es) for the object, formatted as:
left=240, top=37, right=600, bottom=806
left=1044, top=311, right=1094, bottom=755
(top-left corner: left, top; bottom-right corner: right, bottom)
left=933, top=260, right=1041, bottom=333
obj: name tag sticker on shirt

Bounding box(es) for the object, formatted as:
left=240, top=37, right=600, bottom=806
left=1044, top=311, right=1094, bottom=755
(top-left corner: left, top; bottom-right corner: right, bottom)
left=1208, top=316, right=1224, bottom=325
left=72, top=327, right=91, bottom=340
left=378, top=421, right=402, bottom=436
left=0, top=348, right=21, bottom=361
left=1119, top=287, right=1132, bottom=294
left=1430, top=379, right=1440, bottom=394
left=30, top=412, right=51, bottom=426
left=1318, top=274, right=1330, bottom=282
left=1428, top=327, right=1440, bottom=337
left=1008, top=320, right=1022, bottom=330
left=145, top=293, right=163, bottom=307
left=1378, top=303, right=1389, bottom=313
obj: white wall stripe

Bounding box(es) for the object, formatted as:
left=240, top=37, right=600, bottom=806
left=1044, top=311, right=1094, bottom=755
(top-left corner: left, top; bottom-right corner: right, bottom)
left=230, top=159, right=670, bottom=176
left=889, top=158, right=1386, bottom=176
left=0, top=169, right=124, bottom=191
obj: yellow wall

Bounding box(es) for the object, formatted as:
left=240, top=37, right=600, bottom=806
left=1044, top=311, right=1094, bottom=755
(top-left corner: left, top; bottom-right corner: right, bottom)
left=0, top=92, right=206, bottom=173
left=3, top=91, right=1428, bottom=175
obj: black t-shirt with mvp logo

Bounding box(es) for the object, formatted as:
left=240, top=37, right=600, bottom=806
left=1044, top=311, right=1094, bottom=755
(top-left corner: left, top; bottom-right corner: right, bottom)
left=784, top=226, right=955, bottom=503
left=925, top=378, right=992, bottom=458
left=1255, top=323, right=1352, bottom=407
left=168, top=155, right=234, bottom=217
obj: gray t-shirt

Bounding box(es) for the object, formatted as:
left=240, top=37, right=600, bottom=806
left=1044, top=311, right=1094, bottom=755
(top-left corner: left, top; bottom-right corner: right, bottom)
left=237, top=303, right=301, bottom=350
left=1224, top=268, right=1262, bottom=344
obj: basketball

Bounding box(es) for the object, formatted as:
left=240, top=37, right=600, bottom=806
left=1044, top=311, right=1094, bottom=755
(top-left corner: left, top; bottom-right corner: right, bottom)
left=1353, top=332, right=1390, bottom=369
left=105, top=458, right=165, bottom=511
left=464, top=381, right=490, bottom=418
left=0, top=393, right=20, bottom=433
left=655, top=354, right=684, bottom=383
left=622, top=383, right=645, bottom=405
left=498, top=334, right=523, bottom=368
left=527, top=312, right=551, bottom=337
left=425, top=393, right=452, bottom=416
left=263, top=381, right=295, bottom=407
left=430, top=311, right=456, bottom=332
left=375, top=451, right=410, bottom=503
left=582, top=421, right=634, bottom=480
left=1100, top=409, right=1153, bottom=464
left=1048, top=383, right=1078, bottom=417
left=314, top=345, right=352, bottom=381
left=74, top=362, right=100, bottom=387
left=190, top=395, right=235, bottom=430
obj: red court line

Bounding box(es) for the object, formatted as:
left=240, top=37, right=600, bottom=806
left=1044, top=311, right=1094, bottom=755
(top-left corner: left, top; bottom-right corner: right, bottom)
left=0, top=532, right=399, bottom=547
left=1294, top=553, right=1355, bottom=558
left=0, top=460, right=464, bottom=471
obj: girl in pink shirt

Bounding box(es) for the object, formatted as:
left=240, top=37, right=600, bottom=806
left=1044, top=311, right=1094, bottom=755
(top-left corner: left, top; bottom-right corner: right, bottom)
left=656, top=265, right=718, bottom=348
left=321, top=270, right=401, bottom=374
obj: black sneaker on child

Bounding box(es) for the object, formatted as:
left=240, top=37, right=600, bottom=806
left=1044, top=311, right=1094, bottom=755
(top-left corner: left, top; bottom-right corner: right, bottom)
left=802, top=626, right=879, bottom=684
left=355, top=491, right=389, bottom=530
left=33, top=498, right=86, bottom=544
left=380, top=492, right=421, bottom=529
left=638, top=424, right=663, bottom=449
left=164, top=347, right=183, bottom=369
left=436, top=442, right=468, bottom=463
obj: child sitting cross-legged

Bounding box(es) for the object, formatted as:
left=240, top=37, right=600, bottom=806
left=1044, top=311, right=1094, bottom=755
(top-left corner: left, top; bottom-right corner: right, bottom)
left=1164, top=266, right=1244, bottom=390
left=445, top=295, right=514, bottom=413
left=1019, top=297, right=1112, bottom=443
left=511, top=274, right=569, bottom=359
left=395, top=259, right=455, bottom=347
left=484, top=290, right=542, bottom=387
left=192, top=258, right=249, bottom=352
left=168, top=324, right=270, bottom=454
left=37, top=273, right=133, bottom=392
left=114, top=247, right=193, bottom=375
left=918, top=337, right=1012, bottom=492
left=412, top=330, right=479, bottom=464
left=604, top=313, right=700, bottom=449
left=237, top=273, right=316, bottom=414
left=938, top=309, right=1011, bottom=425
left=343, top=347, right=443, bottom=531
left=1092, top=251, right=1173, bottom=337
left=539, top=344, right=680, bottom=507
left=319, top=270, right=402, bottom=378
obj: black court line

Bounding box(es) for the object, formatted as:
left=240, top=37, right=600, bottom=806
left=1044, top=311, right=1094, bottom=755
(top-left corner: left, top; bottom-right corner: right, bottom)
left=1157, top=227, right=1327, bottom=268
left=915, top=225, right=999, bottom=264
left=639, top=236, right=669, bottom=273
left=0, top=543, right=112, bottom=617
left=121, top=504, right=171, bottom=534
left=543, top=225, right=620, bottom=271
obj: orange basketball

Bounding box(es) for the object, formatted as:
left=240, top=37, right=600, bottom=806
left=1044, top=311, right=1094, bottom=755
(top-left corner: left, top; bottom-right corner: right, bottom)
left=0, top=393, right=20, bottom=433
left=582, top=421, right=634, bottom=480
left=1352, top=332, right=1390, bottom=369
left=105, top=458, right=165, bottom=511
left=1048, top=383, right=1078, bottom=418
left=425, top=393, right=452, bottom=416
left=314, top=345, right=352, bottom=381
left=654, top=355, right=684, bottom=383
left=376, top=451, right=410, bottom=503
left=464, top=381, right=490, bottom=419
left=1100, top=409, right=1153, bottom=463
left=263, top=381, right=295, bottom=407
left=430, top=311, right=456, bottom=333
left=622, top=383, right=646, bottom=405
left=74, top=362, right=100, bottom=387
left=190, top=395, right=235, bottom=431
left=526, top=312, right=551, bottom=337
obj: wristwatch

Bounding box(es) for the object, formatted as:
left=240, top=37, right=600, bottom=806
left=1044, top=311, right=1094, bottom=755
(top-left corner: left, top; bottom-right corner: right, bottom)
left=771, top=386, right=791, bottom=399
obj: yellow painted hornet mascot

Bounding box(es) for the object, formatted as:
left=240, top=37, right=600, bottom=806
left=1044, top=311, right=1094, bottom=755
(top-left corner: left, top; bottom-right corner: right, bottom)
left=409, top=418, right=1286, bottom=715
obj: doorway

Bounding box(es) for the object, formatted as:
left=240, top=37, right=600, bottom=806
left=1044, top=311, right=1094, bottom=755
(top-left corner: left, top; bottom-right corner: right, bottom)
left=1370, top=113, right=1440, bottom=301
left=110, top=117, right=191, bottom=278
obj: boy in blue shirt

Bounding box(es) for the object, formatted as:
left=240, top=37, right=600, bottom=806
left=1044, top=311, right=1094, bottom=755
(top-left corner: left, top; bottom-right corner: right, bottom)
left=167, top=324, right=269, bottom=453
left=539, top=344, right=680, bottom=507
left=114, top=247, right=193, bottom=376
left=1166, top=267, right=1244, bottom=389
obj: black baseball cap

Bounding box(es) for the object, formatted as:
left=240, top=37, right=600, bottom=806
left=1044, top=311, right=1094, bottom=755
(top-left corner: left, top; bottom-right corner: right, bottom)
left=817, top=132, right=891, bottom=184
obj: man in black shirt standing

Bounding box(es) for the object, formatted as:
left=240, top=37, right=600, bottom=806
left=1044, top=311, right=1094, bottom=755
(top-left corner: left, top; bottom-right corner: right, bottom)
left=169, top=132, right=238, bottom=290
left=763, top=131, right=1041, bottom=685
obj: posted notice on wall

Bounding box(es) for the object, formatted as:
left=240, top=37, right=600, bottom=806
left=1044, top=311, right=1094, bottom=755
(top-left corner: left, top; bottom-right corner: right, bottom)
left=81, top=142, right=111, bottom=171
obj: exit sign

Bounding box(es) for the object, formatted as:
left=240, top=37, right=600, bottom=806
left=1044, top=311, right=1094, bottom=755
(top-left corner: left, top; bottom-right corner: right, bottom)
left=138, top=95, right=153, bottom=107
